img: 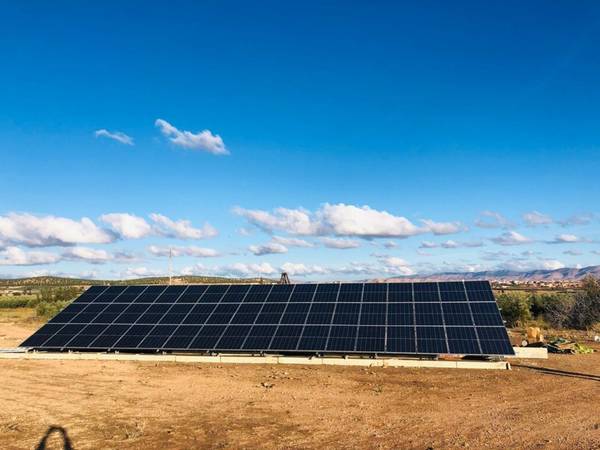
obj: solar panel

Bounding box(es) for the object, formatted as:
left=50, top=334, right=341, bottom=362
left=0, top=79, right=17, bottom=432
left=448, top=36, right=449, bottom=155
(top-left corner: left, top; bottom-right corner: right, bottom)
left=20, top=281, right=514, bottom=356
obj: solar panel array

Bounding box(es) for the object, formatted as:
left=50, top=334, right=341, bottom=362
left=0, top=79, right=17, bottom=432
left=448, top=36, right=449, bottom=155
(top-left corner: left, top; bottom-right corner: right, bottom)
left=20, top=281, right=514, bottom=356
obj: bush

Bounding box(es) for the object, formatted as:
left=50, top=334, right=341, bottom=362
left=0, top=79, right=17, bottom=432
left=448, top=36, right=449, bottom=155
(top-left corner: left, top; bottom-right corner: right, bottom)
left=0, top=297, right=30, bottom=308
left=496, top=292, right=532, bottom=327
left=543, top=294, right=576, bottom=329
left=36, top=300, right=70, bottom=319
left=570, top=277, right=600, bottom=329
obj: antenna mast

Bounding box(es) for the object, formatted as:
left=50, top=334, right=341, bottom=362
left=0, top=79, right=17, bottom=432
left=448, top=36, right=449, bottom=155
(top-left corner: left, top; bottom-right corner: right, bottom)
left=168, top=247, right=173, bottom=286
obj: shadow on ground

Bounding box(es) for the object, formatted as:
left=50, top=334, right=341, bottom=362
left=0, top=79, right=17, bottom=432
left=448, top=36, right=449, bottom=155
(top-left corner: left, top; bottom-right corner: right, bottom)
left=36, top=426, right=73, bottom=450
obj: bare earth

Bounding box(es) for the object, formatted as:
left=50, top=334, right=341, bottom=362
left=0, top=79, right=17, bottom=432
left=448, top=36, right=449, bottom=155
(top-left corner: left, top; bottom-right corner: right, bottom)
left=1, top=315, right=599, bottom=450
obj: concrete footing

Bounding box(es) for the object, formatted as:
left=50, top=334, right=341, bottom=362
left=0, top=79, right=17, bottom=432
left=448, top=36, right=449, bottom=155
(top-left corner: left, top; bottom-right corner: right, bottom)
left=0, top=350, right=511, bottom=370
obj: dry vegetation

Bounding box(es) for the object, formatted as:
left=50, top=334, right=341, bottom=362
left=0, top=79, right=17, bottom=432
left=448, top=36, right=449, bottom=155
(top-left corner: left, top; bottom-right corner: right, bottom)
left=1, top=309, right=599, bottom=449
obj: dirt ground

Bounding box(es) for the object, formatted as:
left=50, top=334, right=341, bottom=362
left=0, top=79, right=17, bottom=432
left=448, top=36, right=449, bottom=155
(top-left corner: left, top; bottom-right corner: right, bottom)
left=1, top=310, right=599, bottom=450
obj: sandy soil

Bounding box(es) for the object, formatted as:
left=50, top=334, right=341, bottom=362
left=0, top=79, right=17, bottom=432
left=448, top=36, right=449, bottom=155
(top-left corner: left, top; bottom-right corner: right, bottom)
left=1, top=315, right=599, bottom=449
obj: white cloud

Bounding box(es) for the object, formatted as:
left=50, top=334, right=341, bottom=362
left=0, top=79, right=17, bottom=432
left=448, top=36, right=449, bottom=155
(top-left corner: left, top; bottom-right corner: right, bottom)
left=475, top=211, right=514, bottom=229
left=383, top=241, right=398, bottom=249
left=63, top=246, right=112, bottom=264
left=0, top=213, right=115, bottom=247
left=523, top=211, right=553, bottom=227
left=150, top=213, right=218, bottom=240
left=540, top=260, right=565, bottom=270
left=0, top=247, right=61, bottom=266
left=148, top=245, right=220, bottom=258
left=374, top=255, right=415, bottom=275
left=248, top=242, right=288, bottom=256
left=155, top=119, right=228, bottom=155
left=319, top=204, right=423, bottom=238
left=591, top=250, right=600, bottom=256
left=280, top=262, right=328, bottom=276
left=549, top=234, right=584, bottom=244
left=122, top=267, right=165, bottom=278
left=100, top=213, right=153, bottom=239
left=558, top=213, right=595, bottom=227
left=420, top=240, right=482, bottom=249
left=320, top=237, right=361, bottom=249
left=491, top=231, right=532, bottom=246
left=238, top=227, right=253, bottom=237
left=94, top=129, right=134, bottom=146
left=420, top=219, right=466, bottom=235
left=234, top=203, right=441, bottom=239
left=563, top=249, right=583, bottom=256
left=233, top=206, right=319, bottom=235
left=220, top=263, right=277, bottom=277
left=271, top=236, right=314, bottom=248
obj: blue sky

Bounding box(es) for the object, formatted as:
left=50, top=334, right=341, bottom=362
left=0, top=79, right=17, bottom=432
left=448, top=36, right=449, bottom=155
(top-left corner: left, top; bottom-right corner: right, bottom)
left=1, top=1, right=599, bottom=280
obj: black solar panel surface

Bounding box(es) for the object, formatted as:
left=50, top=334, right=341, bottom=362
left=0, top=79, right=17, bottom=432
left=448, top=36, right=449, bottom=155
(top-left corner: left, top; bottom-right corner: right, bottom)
left=20, top=281, right=514, bottom=356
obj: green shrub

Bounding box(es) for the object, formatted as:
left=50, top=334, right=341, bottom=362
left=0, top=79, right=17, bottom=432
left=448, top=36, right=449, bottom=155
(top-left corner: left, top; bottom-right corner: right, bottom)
left=570, top=277, right=600, bottom=329
left=496, top=292, right=532, bottom=327
left=0, top=297, right=30, bottom=308
left=35, top=300, right=70, bottom=319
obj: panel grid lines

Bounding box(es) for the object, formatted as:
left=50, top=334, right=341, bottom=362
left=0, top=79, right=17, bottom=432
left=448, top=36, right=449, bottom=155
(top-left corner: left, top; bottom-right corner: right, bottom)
left=42, top=286, right=110, bottom=349
left=240, top=284, right=275, bottom=351
left=147, top=285, right=192, bottom=350
left=57, top=285, right=117, bottom=349
left=89, top=286, right=152, bottom=350
left=294, top=283, right=325, bottom=351
left=112, top=285, right=170, bottom=350
left=437, top=282, right=450, bottom=354
left=185, top=284, right=232, bottom=351
left=213, top=285, right=253, bottom=349
left=462, top=280, right=483, bottom=354
left=266, top=284, right=297, bottom=351
left=324, top=283, right=342, bottom=351
left=21, top=282, right=514, bottom=356
left=352, top=283, right=365, bottom=352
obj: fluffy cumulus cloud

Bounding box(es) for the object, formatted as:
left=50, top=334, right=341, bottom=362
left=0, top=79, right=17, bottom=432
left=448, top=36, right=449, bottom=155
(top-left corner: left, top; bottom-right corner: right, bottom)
left=420, top=240, right=483, bottom=249
left=319, top=204, right=424, bottom=238
left=280, top=262, right=328, bottom=276
left=100, top=213, right=153, bottom=239
left=148, top=245, right=220, bottom=258
left=475, top=211, right=514, bottom=229
left=548, top=234, right=586, bottom=244
left=522, top=211, right=553, bottom=227
left=122, top=267, right=165, bottom=278
left=234, top=203, right=463, bottom=239
left=271, top=236, right=314, bottom=248
left=558, top=213, right=595, bottom=227
left=150, top=213, right=218, bottom=240
left=374, top=255, right=415, bottom=275
left=420, top=219, right=466, bottom=235
left=0, top=247, right=61, bottom=266
left=232, top=206, right=319, bottom=235
left=0, top=213, right=115, bottom=247
left=320, top=237, right=360, bottom=249
left=491, top=231, right=532, bottom=246
left=63, top=247, right=112, bottom=264
left=100, top=213, right=218, bottom=241
left=218, top=262, right=277, bottom=277
left=94, top=129, right=134, bottom=145
left=248, top=242, right=288, bottom=256
left=155, top=119, right=228, bottom=155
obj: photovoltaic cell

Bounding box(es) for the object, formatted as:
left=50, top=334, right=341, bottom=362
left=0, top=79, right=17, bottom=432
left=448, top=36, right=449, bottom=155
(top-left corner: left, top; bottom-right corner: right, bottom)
left=20, top=281, right=513, bottom=356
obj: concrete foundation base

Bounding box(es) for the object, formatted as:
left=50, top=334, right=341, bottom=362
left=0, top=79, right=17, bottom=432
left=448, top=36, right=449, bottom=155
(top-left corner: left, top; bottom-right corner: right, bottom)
left=0, top=350, right=511, bottom=370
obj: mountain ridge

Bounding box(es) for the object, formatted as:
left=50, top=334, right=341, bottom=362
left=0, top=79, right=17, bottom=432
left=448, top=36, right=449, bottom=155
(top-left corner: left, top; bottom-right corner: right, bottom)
left=378, top=265, right=600, bottom=282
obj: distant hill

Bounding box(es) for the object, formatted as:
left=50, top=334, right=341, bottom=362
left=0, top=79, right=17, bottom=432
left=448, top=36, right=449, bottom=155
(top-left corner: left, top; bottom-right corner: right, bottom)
left=379, top=265, right=600, bottom=282
left=0, top=275, right=276, bottom=287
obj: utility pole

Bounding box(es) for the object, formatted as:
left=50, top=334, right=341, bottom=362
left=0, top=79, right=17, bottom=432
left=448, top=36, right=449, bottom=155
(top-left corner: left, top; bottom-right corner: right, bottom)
left=168, top=247, right=173, bottom=286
